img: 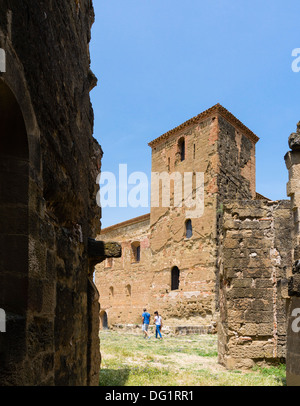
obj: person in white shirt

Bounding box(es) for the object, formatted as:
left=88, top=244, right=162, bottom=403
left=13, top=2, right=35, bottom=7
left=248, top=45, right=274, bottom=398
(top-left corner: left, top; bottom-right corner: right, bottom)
left=154, top=311, right=163, bottom=339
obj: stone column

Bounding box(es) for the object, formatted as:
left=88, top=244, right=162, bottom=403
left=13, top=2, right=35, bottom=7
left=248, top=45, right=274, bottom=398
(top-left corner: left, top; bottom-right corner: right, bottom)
left=284, top=121, right=300, bottom=386
left=218, top=200, right=291, bottom=370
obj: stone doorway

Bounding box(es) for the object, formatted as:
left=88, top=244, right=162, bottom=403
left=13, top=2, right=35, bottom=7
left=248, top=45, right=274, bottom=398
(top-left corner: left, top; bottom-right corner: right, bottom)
left=0, top=79, right=29, bottom=379
left=100, top=310, right=108, bottom=329
left=0, top=79, right=29, bottom=317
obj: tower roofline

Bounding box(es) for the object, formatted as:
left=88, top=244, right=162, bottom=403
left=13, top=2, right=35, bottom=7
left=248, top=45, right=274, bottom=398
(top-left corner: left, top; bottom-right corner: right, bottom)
left=148, top=103, right=259, bottom=148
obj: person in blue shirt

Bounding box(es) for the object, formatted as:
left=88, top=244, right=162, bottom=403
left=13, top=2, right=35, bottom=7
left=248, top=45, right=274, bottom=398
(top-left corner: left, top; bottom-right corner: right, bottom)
left=142, top=308, right=151, bottom=339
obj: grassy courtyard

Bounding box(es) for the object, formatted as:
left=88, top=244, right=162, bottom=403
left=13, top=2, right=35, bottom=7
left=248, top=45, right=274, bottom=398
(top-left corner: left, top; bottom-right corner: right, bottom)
left=99, top=330, right=286, bottom=386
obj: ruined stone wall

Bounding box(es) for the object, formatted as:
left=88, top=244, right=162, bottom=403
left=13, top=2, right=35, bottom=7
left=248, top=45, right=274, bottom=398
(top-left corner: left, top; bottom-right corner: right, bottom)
left=284, top=130, right=300, bottom=385
left=215, top=114, right=257, bottom=311
left=217, top=115, right=256, bottom=201
left=219, top=200, right=292, bottom=369
left=0, top=0, right=101, bottom=385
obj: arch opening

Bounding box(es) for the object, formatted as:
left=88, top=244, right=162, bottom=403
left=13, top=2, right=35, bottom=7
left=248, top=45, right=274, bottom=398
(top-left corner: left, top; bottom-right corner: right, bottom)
left=0, top=80, right=29, bottom=317
left=126, top=284, right=131, bottom=297
left=178, top=137, right=185, bottom=162
left=100, top=310, right=108, bottom=330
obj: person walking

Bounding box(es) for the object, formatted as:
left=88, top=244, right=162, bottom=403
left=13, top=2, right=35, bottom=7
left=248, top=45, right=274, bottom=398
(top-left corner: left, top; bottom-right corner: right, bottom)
left=142, top=308, right=151, bottom=339
left=154, top=311, right=163, bottom=339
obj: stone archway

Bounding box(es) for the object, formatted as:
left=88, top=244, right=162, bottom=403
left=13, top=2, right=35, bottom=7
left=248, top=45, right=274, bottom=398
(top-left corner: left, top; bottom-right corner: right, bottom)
left=0, top=80, right=29, bottom=380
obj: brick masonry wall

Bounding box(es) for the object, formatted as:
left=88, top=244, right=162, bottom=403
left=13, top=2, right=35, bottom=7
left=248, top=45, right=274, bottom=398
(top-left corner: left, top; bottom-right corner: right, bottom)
left=216, top=115, right=257, bottom=312
left=149, top=118, right=219, bottom=327
left=219, top=199, right=292, bottom=369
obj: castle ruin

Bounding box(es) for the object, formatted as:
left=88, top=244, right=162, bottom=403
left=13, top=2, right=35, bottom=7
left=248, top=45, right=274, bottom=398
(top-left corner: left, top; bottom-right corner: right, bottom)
left=95, top=104, right=299, bottom=374
left=0, top=0, right=122, bottom=385
left=0, top=0, right=300, bottom=386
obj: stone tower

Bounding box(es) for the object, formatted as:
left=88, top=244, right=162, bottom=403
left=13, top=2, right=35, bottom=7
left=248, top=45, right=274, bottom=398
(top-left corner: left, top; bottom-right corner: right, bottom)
left=95, top=104, right=259, bottom=330
left=147, top=104, right=258, bottom=325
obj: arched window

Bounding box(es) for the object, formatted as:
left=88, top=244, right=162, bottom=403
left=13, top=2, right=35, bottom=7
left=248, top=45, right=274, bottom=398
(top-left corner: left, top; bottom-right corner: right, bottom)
left=109, top=286, right=114, bottom=299
left=171, top=266, right=180, bottom=290
left=0, top=80, right=30, bottom=374
left=185, top=219, right=193, bottom=238
left=100, top=310, right=108, bottom=329
left=126, top=284, right=131, bottom=297
left=0, top=80, right=29, bottom=317
left=178, top=137, right=185, bottom=161
left=131, top=241, right=140, bottom=262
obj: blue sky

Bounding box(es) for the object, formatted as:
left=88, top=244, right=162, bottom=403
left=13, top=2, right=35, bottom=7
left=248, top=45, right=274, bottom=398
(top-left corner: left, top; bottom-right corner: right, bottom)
left=90, top=0, right=300, bottom=228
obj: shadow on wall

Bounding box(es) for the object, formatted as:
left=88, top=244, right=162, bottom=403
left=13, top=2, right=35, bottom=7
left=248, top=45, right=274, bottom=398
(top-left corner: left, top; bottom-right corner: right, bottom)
left=0, top=79, right=29, bottom=381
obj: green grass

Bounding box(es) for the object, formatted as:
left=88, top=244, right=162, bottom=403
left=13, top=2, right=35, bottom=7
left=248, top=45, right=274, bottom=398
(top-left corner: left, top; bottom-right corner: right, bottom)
left=252, top=364, right=286, bottom=385
left=98, top=331, right=286, bottom=386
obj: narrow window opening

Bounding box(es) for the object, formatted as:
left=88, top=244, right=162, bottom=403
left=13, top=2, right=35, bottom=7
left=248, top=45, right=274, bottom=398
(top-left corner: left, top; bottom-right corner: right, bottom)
left=136, top=245, right=140, bottom=262
left=178, top=137, right=185, bottom=162
left=185, top=219, right=193, bottom=238
left=126, top=284, right=131, bottom=297
left=100, top=311, right=108, bottom=329
left=171, top=266, right=180, bottom=290
left=131, top=241, right=141, bottom=262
